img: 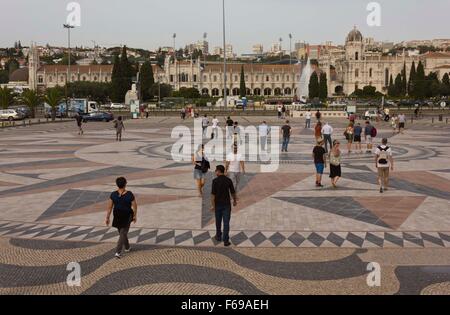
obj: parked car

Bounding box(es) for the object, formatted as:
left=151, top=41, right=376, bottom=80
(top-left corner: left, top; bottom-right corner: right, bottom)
left=364, top=110, right=379, bottom=120
left=81, top=112, right=114, bottom=122
left=9, top=105, right=31, bottom=118
left=0, top=109, right=25, bottom=121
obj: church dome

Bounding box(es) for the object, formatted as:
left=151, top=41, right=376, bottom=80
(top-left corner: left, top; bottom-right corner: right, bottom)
left=346, top=26, right=363, bottom=43
left=9, top=67, right=29, bottom=82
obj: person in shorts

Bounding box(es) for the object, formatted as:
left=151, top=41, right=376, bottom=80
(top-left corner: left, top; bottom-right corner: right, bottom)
left=192, top=144, right=209, bottom=196
left=364, top=121, right=374, bottom=153
left=312, top=139, right=327, bottom=188
left=374, top=138, right=394, bottom=193
left=398, top=114, right=406, bottom=134
left=353, top=123, right=363, bottom=153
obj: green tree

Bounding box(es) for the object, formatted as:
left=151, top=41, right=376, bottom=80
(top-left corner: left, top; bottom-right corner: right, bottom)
left=0, top=70, right=9, bottom=84
left=0, top=86, right=14, bottom=109
left=388, top=75, right=395, bottom=97
left=394, top=73, right=403, bottom=97
left=21, top=89, right=41, bottom=118
left=239, top=65, right=246, bottom=98
left=425, top=72, right=440, bottom=98
left=60, top=53, right=78, bottom=65
left=140, top=61, right=155, bottom=101
left=308, top=72, right=319, bottom=99
left=172, top=87, right=200, bottom=99
left=441, top=73, right=450, bottom=96
left=110, top=54, right=122, bottom=102
left=44, top=88, right=63, bottom=121
left=67, top=82, right=112, bottom=103
left=415, top=61, right=426, bottom=98
left=408, top=61, right=416, bottom=96
left=319, top=72, right=328, bottom=100
left=6, top=59, right=19, bottom=75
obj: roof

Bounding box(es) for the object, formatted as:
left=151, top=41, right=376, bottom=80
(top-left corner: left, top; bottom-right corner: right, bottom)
left=9, top=67, right=29, bottom=82
left=346, top=26, right=363, bottom=43
left=37, top=64, right=114, bottom=73
left=203, top=63, right=301, bottom=73
left=422, top=52, right=450, bottom=59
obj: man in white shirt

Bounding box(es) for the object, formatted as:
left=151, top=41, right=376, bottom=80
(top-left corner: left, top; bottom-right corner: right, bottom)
left=374, top=138, right=394, bottom=193
left=258, top=121, right=270, bottom=151
left=321, top=122, right=333, bottom=153
left=225, top=145, right=245, bottom=192
left=305, top=110, right=312, bottom=129
left=398, top=114, right=406, bottom=134
left=211, top=116, right=219, bottom=139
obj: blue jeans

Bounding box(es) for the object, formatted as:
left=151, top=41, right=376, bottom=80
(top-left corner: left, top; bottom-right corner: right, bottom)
left=305, top=119, right=311, bottom=128
left=323, top=134, right=332, bottom=153
left=215, top=204, right=231, bottom=242
left=282, top=137, right=290, bottom=152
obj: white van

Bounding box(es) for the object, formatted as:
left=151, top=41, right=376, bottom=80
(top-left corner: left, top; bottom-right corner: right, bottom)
left=0, top=109, right=24, bottom=121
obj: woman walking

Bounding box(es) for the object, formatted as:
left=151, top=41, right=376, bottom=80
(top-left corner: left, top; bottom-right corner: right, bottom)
left=106, top=177, right=138, bottom=259
left=192, top=144, right=210, bottom=197
left=314, top=121, right=323, bottom=141
left=344, top=123, right=354, bottom=154
left=329, top=140, right=342, bottom=188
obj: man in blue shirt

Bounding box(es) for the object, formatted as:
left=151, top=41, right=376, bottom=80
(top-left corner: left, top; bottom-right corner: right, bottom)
left=353, top=123, right=363, bottom=153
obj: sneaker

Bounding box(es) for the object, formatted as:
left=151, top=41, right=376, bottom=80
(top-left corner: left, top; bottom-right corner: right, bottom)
left=224, top=241, right=231, bottom=247
left=124, top=247, right=131, bottom=253
left=115, top=253, right=122, bottom=259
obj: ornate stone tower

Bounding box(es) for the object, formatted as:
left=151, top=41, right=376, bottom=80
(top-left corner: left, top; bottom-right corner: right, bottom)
left=345, top=26, right=364, bottom=62
left=28, top=42, right=40, bottom=91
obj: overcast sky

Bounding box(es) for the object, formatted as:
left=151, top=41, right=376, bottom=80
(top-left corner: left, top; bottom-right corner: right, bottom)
left=2, top=0, right=449, bottom=53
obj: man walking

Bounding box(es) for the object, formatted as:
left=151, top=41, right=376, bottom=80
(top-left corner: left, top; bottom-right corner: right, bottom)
left=211, top=165, right=237, bottom=247
left=226, top=145, right=245, bottom=193
left=226, top=116, right=234, bottom=139
left=114, top=116, right=125, bottom=142
left=75, top=113, right=84, bottom=135
left=281, top=120, right=292, bottom=153
left=305, top=110, right=312, bottom=128
left=259, top=121, right=270, bottom=151
left=364, top=121, right=374, bottom=153
left=398, top=113, right=406, bottom=134
left=353, top=122, right=363, bottom=154
left=201, top=114, right=209, bottom=138
left=313, top=139, right=327, bottom=188
left=375, top=138, right=394, bottom=193
left=211, top=115, right=219, bottom=139
left=321, top=121, right=333, bottom=153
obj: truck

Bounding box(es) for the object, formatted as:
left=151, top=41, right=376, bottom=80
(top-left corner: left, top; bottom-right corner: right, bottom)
left=46, top=98, right=100, bottom=118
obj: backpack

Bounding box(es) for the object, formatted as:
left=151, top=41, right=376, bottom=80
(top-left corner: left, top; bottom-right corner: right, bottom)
left=200, top=158, right=210, bottom=173
left=377, top=146, right=390, bottom=166
left=371, top=127, right=377, bottom=138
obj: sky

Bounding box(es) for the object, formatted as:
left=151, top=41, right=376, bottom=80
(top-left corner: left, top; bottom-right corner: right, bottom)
left=1, top=0, right=449, bottom=53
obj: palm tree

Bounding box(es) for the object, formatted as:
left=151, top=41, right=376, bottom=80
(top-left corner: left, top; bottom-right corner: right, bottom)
left=44, top=88, right=62, bottom=121
left=0, top=86, right=14, bottom=109
left=21, top=89, right=41, bottom=119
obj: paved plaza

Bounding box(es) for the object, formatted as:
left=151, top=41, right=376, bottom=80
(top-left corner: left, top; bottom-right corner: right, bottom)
left=0, top=116, right=450, bottom=294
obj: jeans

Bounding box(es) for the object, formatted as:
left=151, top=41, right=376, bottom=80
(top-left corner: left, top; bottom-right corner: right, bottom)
left=323, top=134, right=332, bottom=153
left=202, top=126, right=207, bottom=137
left=305, top=119, right=311, bottom=128
left=116, top=220, right=131, bottom=254
left=228, top=172, right=241, bottom=192
left=215, top=204, right=231, bottom=242
left=282, top=137, right=290, bottom=152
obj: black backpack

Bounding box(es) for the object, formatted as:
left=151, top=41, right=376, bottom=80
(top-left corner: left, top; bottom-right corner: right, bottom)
left=201, top=158, right=210, bottom=173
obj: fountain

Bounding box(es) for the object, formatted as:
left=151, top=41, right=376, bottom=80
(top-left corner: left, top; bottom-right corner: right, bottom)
left=297, top=57, right=312, bottom=103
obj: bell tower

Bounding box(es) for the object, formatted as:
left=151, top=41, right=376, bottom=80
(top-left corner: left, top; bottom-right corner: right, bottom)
left=28, top=42, right=40, bottom=91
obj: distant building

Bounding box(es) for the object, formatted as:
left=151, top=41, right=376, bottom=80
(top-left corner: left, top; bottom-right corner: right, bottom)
left=252, top=44, right=263, bottom=55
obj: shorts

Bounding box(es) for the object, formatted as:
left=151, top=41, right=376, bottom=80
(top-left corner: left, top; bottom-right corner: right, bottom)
left=354, top=135, right=361, bottom=143
left=315, top=163, right=325, bottom=175
left=194, top=169, right=206, bottom=180
left=378, top=167, right=390, bottom=178
left=399, top=122, right=405, bottom=129
left=366, top=136, right=373, bottom=144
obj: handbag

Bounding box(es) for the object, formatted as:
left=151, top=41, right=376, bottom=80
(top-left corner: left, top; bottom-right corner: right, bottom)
left=200, top=158, right=210, bottom=173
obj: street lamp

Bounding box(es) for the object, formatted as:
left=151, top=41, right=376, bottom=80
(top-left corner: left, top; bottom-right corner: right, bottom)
left=222, top=0, right=227, bottom=109
left=173, top=33, right=177, bottom=90
left=289, top=33, right=293, bottom=65
left=64, top=24, right=75, bottom=115
left=279, top=37, right=283, bottom=61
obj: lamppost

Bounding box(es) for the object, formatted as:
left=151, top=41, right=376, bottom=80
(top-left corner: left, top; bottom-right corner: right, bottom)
left=279, top=37, right=283, bottom=61
left=173, top=33, right=177, bottom=90
left=289, top=33, right=293, bottom=65
left=222, top=0, right=227, bottom=109
left=64, top=24, right=75, bottom=115
left=202, top=32, right=207, bottom=95
left=158, top=74, right=163, bottom=107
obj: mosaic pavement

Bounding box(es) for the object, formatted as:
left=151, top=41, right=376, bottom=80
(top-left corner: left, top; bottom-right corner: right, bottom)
left=0, top=117, right=449, bottom=250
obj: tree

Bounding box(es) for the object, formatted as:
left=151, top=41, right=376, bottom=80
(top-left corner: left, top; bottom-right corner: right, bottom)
left=388, top=75, right=395, bottom=97
left=60, top=53, right=78, bottom=65
left=110, top=54, right=122, bottom=102
left=408, top=61, right=416, bottom=96
left=441, top=73, right=450, bottom=96
left=401, top=62, right=407, bottom=95
left=415, top=61, right=426, bottom=99
left=308, top=72, right=319, bottom=99
left=67, top=82, right=112, bottom=103
left=0, top=70, right=8, bottom=84
left=425, top=72, right=440, bottom=98
left=6, top=59, right=19, bottom=75
left=239, top=65, right=246, bottom=98
left=21, top=89, right=41, bottom=118
left=150, top=83, right=173, bottom=99
left=44, top=88, right=63, bottom=121
left=319, top=72, right=328, bottom=100
left=140, top=61, right=155, bottom=101
left=394, top=74, right=403, bottom=97
left=0, top=87, right=14, bottom=109
left=172, top=87, right=200, bottom=99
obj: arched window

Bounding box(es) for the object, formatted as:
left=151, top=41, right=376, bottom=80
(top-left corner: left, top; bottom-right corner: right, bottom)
left=38, top=76, right=43, bottom=83
left=60, top=76, right=64, bottom=82
left=286, top=75, right=290, bottom=82
left=264, top=88, right=272, bottom=96
left=48, top=76, right=53, bottom=83
left=284, top=87, right=292, bottom=95
left=355, top=52, right=359, bottom=61
left=385, top=69, right=389, bottom=87
left=203, top=75, right=208, bottom=82
left=212, top=88, right=219, bottom=96
left=94, top=76, right=98, bottom=81
left=234, top=75, right=238, bottom=82
left=232, top=88, right=240, bottom=96
left=213, top=75, right=217, bottom=82
left=82, top=76, right=86, bottom=81
left=369, top=68, right=373, bottom=78
left=202, top=88, right=209, bottom=96
left=254, top=88, right=261, bottom=96
left=274, top=88, right=282, bottom=96
left=355, top=69, right=359, bottom=78
left=266, top=75, right=270, bottom=82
